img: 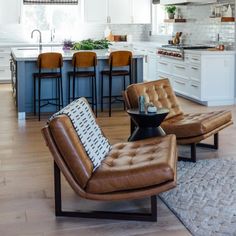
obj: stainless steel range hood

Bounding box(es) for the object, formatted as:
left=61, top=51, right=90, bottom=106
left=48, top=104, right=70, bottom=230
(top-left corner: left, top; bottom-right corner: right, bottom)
left=160, top=0, right=217, bottom=5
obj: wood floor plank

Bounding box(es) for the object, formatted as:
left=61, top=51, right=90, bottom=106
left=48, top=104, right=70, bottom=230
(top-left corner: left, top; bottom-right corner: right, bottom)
left=0, top=84, right=235, bottom=235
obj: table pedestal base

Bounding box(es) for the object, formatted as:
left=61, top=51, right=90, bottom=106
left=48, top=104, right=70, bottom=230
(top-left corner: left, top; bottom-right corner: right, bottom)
left=128, top=127, right=166, bottom=141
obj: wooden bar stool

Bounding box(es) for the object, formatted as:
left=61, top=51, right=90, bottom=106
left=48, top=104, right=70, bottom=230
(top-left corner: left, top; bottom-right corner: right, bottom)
left=68, top=52, right=97, bottom=116
left=101, top=50, right=132, bottom=117
left=33, top=52, right=63, bottom=121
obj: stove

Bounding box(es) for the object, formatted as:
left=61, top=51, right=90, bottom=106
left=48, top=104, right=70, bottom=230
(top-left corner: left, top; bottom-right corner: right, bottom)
left=157, top=44, right=214, bottom=60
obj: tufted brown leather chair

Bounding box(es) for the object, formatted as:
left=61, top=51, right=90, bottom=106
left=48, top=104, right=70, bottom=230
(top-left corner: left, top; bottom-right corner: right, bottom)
left=123, top=78, right=233, bottom=162
left=41, top=98, right=177, bottom=222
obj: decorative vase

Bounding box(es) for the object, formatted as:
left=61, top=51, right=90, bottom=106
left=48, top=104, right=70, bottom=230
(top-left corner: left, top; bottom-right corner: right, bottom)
left=168, top=13, right=175, bottom=19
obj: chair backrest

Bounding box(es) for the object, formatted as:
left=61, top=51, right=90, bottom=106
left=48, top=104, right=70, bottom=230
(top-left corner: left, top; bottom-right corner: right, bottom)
left=125, top=78, right=183, bottom=120
left=42, top=97, right=111, bottom=189
left=109, top=50, right=132, bottom=67
left=43, top=115, right=94, bottom=188
left=37, top=52, right=63, bottom=69
left=72, top=51, right=97, bottom=68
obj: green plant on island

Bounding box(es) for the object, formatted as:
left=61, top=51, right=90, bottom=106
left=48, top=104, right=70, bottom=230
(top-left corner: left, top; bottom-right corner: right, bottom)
left=72, top=38, right=111, bottom=50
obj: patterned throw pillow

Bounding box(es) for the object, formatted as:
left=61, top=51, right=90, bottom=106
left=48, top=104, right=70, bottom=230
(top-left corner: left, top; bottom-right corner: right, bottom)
left=49, top=97, right=111, bottom=171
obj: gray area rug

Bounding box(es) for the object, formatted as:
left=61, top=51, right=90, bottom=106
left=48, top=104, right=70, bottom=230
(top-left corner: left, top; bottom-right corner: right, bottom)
left=160, top=159, right=236, bottom=236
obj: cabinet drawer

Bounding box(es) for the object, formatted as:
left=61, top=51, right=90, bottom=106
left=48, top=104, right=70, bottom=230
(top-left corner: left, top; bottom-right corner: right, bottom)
left=0, top=66, right=10, bottom=78
left=0, top=53, right=10, bottom=66
left=189, top=65, right=201, bottom=82
left=172, top=63, right=188, bottom=79
left=173, top=77, right=188, bottom=96
left=190, top=54, right=201, bottom=64
left=0, top=48, right=10, bottom=54
left=189, top=81, right=201, bottom=100
left=157, top=60, right=171, bottom=75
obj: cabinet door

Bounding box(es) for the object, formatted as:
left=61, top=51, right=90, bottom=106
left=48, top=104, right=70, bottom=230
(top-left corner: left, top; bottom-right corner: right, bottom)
left=0, top=0, right=21, bottom=24
left=147, top=51, right=157, bottom=81
left=132, top=0, right=151, bottom=24
left=84, top=0, right=108, bottom=23
left=108, top=0, right=132, bottom=23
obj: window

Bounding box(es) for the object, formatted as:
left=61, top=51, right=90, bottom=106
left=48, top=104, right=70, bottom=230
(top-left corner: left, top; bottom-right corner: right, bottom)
left=22, top=4, right=81, bottom=41
left=23, top=0, right=78, bottom=5
left=152, top=4, right=173, bottom=35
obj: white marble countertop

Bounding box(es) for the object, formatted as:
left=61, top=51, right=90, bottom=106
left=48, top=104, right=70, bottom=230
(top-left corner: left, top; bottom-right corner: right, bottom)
left=11, top=46, right=145, bottom=61
left=0, top=42, right=62, bottom=48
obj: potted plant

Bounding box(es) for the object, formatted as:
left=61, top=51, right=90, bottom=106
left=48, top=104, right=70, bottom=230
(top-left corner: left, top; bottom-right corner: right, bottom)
left=165, top=5, right=176, bottom=19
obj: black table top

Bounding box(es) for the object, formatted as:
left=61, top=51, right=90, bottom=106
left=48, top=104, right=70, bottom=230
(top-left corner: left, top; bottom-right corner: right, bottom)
left=127, top=108, right=169, bottom=116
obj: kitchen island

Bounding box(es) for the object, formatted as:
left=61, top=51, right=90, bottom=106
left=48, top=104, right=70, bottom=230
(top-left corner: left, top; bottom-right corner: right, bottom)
left=11, top=47, right=144, bottom=119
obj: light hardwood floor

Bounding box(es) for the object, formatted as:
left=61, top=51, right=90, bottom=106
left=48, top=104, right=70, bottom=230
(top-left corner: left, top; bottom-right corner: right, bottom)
left=0, top=84, right=235, bottom=236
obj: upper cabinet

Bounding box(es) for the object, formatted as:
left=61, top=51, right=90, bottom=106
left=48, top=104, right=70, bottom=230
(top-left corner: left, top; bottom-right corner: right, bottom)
left=84, top=0, right=108, bottom=24
left=0, top=0, right=21, bottom=24
left=108, top=0, right=132, bottom=24
left=84, top=0, right=151, bottom=24
left=132, top=0, right=151, bottom=24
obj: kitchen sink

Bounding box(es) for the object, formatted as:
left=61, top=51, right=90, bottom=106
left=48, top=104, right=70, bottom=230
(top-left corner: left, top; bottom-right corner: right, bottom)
left=17, top=47, right=39, bottom=50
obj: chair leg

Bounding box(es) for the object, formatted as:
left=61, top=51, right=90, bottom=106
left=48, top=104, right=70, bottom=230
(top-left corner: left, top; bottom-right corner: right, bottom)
left=197, top=133, right=219, bottom=150
left=54, top=162, right=157, bottom=222
left=38, top=78, right=41, bottom=121
left=109, top=75, right=112, bottom=117
left=178, top=134, right=219, bottom=162
left=56, top=78, right=59, bottom=111
left=33, top=76, right=36, bottom=115
left=178, top=143, right=196, bottom=163
left=94, top=76, right=97, bottom=117
left=60, top=77, right=63, bottom=109
left=68, top=75, right=71, bottom=104
left=91, top=76, right=94, bottom=113
left=101, top=73, right=103, bottom=112
left=123, top=76, right=126, bottom=110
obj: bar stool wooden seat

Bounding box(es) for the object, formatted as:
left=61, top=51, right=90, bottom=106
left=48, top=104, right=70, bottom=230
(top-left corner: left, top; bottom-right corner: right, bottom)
left=33, top=52, right=63, bottom=121
left=101, top=51, right=132, bottom=117
left=68, top=52, right=97, bottom=116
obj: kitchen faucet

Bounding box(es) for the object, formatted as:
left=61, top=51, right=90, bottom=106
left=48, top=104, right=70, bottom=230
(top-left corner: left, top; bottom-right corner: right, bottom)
left=31, top=29, right=42, bottom=50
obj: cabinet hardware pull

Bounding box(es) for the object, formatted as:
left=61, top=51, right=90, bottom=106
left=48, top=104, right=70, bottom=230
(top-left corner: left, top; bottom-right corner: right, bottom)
left=0, top=57, right=4, bottom=59
left=159, top=62, right=168, bottom=65
left=175, top=65, right=185, bottom=69
left=175, top=80, right=185, bottom=85
left=0, top=69, right=5, bottom=72
left=191, top=67, right=198, bottom=70
left=192, top=58, right=199, bottom=61
left=191, top=84, right=199, bottom=88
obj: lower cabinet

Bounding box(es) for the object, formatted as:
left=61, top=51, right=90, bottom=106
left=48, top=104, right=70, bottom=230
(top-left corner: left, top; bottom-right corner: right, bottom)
left=0, top=47, right=11, bottom=83
left=157, top=52, right=235, bottom=106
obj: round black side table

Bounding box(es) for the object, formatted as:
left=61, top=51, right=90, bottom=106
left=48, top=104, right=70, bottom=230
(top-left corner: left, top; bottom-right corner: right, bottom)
left=127, top=108, right=169, bottom=141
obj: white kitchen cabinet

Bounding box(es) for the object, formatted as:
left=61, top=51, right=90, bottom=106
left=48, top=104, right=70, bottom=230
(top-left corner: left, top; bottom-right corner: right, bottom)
left=132, top=0, right=151, bottom=24
left=0, top=0, right=21, bottom=24
left=84, top=0, right=108, bottom=23
left=0, top=47, right=11, bottom=83
left=108, top=0, right=132, bottom=24
left=84, top=0, right=151, bottom=24
left=147, top=49, right=157, bottom=81
left=156, top=51, right=235, bottom=106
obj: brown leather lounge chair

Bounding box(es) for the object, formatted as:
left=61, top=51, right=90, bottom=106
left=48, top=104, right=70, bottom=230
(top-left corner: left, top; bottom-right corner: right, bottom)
left=123, top=78, right=233, bottom=162
left=42, top=97, right=177, bottom=222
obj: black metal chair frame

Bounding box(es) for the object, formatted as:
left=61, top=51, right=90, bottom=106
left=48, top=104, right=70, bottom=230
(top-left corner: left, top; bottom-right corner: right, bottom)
left=33, top=59, right=63, bottom=121
left=68, top=57, right=97, bottom=117
left=54, top=162, right=157, bottom=222
left=101, top=56, right=132, bottom=117
left=178, top=132, right=219, bottom=162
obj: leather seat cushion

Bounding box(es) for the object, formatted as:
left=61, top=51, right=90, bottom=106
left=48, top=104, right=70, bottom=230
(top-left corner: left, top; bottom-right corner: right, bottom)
left=162, top=110, right=232, bottom=138
left=86, top=135, right=176, bottom=194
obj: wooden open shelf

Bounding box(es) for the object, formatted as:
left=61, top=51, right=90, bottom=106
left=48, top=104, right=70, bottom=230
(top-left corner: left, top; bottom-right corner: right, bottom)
left=164, top=19, right=186, bottom=23
left=221, top=17, right=235, bottom=22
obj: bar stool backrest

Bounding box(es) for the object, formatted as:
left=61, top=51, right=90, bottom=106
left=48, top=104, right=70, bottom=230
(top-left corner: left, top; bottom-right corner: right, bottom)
left=72, top=52, right=97, bottom=68
left=109, top=51, right=132, bottom=68
left=37, top=52, right=63, bottom=69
